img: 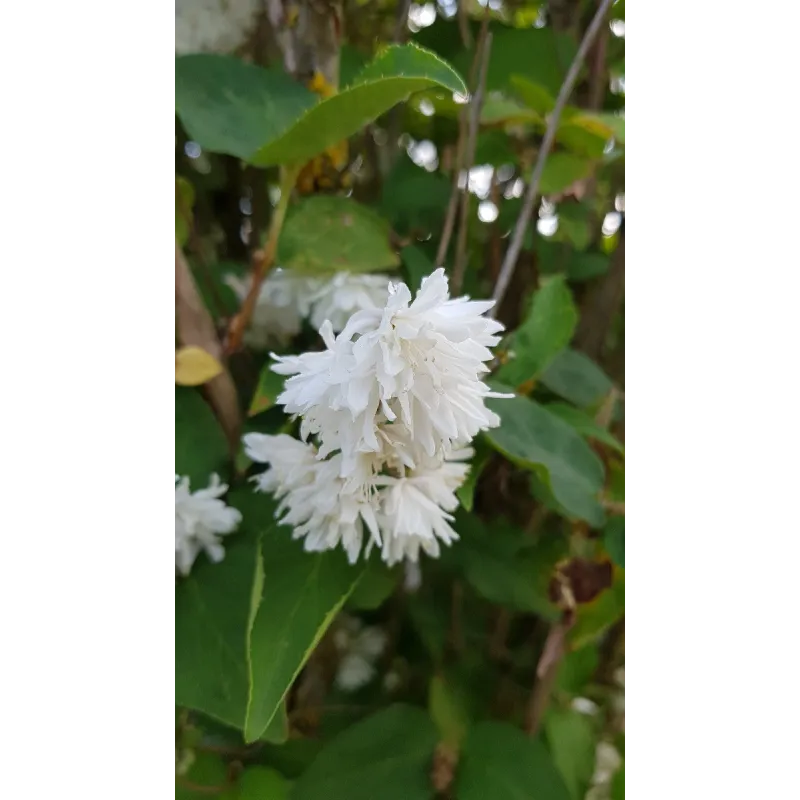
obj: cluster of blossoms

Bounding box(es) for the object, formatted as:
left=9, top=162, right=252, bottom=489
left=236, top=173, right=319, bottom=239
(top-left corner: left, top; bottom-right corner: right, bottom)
left=224, top=268, right=391, bottom=349
left=175, top=0, right=260, bottom=55
left=331, top=615, right=387, bottom=692
left=244, top=268, right=511, bottom=567
left=175, top=475, right=242, bottom=576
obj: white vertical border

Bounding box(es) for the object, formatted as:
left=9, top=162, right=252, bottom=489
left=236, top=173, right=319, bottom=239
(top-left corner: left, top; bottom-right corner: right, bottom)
left=0, top=0, right=174, bottom=795
left=629, top=1, right=800, bottom=797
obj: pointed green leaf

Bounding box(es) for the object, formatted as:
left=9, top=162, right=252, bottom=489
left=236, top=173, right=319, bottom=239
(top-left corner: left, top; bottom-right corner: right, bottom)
left=175, top=490, right=269, bottom=729
left=540, top=153, right=595, bottom=195
left=456, top=721, right=571, bottom=800
left=540, top=348, right=613, bottom=409
left=251, top=44, right=466, bottom=167
left=244, top=525, right=365, bottom=742
left=544, top=402, right=624, bottom=454
left=603, top=516, right=625, bottom=568
left=485, top=391, right=606, bottom=526
left=496, top=276, right=578, bottom=386
left=176, top=387, right=229, bottom=485
left=175, top=54, right=316, bottom=160
left=278, top=196, right=399, bottom=275
left=291, top=705, right=438, bottom=800
left=545, top=709, right=597, bottom=800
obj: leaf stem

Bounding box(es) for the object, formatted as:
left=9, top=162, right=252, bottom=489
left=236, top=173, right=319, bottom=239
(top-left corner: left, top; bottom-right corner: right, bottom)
left=225, top=164, right=300, bottom=354
left=490, top=0, right=614, bottom=315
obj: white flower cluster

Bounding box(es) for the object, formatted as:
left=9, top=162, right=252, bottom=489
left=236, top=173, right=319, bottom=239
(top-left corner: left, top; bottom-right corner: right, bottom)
left=245, top=269, right=511, bottom=566
left=175, top=474, right=242, bottom=576
left=175, top=0, right=260, bottom=55
left=224, top=269, right=392, bottom=349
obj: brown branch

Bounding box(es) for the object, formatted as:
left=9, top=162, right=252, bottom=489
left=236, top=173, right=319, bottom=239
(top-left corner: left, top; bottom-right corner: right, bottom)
left=524, top=614, right=575, bottom=736
left=224, top=166, right=299, bottom=355
left=451, top=27, right=493, bottom=294
left=175, top=243, right=241, bottom=450
left=457, top=0, right=473, bottom=49
left=490, top=0, right=614, bottom=315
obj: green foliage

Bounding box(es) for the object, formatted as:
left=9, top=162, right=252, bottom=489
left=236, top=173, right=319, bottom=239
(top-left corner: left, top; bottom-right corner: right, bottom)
left=429, top=672, right=470, bottom=746
left=245, top=524, right=365, bottom=742
left=175, top=387, right=229, bottom=489
left=175, top=6, right=624, bottom=795
left=278, top=196, right=399, bottom=275
left=175, top=55, right=316, bottom=161
left=291, top=705, right=439, bottom=800
left=540, top=349, right=614, bottom=409
left=252, top=44, right=466, bottom=167
left=545, top=710, right=597, bottom=799
left=485, top=391, right=606, bottom=526
left=455, top=721, right=571, bottom=800
left=175, top=489, right=265, bottom=729
left=248, top=367, right=286, bottom=418
left=544, top=402, right=624, bottom=454
left=497, top=275, right=578, bottom=386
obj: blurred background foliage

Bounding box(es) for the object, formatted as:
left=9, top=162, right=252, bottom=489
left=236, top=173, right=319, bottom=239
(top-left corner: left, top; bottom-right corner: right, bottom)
left=175, top=1, right=624, bottom=798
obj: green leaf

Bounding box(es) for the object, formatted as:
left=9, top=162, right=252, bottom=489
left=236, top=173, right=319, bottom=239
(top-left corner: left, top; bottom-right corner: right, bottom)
left=175, top=489, right=267, bottom=729
left=252, top=44, right=466, bottom=167
left=248, top=366, right=287, bottom=418
left=347, top=558, right=401, bottom=611
left=455, top=721, right=571, bottom=800
left=480, top=96, right=543, bottom=126
left=400, top=244, right=436, bottom=292
left=496, top=275, right=578, bottom=386
left=175, top=55, right=316, bottom=160
left=603, top=516, right=625, bottom=568
left=556, top=203, right=592, bottom=251
left=176, top=387, right=229, bottom=487
left=231, top=767, right=290, bottom=800
left=540, top=349, right=613, bottom=409
left=556, top=646, right=600, bottom=695
left=611, top=765, right=625, bottom=800
left=461, top=535, right=562, bottom=619
left=543, top=403, right=624, bottom=454
left=429, top=673, right=470, bottom=746
left=278, top=196, right=399, bottom=275
left=177, top=752, right=229, bottom=799
left=545, top=710, right=597, bottom=800
left=540, top=153, right=595, bottom=195
left=381, top=159, right=451, bottom=233
left=567, top=252, right=610, bottom=282
left=466, top=27, right=577, bottom=97
left=244, top=525, right=365, bottom=742
left=291, top=705, right=439, bottom=800
left=594, top=112, right=625, bottom=144
left=556, top=114, right=615, bottom=159
left=262, top=700, right=289, bottom=745
left=510, top=75, right=556, bottom=114
left=485, top=392, right=606, bottom=526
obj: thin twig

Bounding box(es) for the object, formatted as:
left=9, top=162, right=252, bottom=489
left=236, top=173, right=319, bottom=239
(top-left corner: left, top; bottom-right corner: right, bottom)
left=435, top=18, right=491, bottom=268
left=490, top=0, right=614, bottom=315
left=524, top=614, right=575, bottom=736
left=457, top=0, right=473, bottom=49
left=451, top=28, right=493, bottom=294
left=393, top=0, right=412, bottom=43
left=225, top=165, right=299, bottom=354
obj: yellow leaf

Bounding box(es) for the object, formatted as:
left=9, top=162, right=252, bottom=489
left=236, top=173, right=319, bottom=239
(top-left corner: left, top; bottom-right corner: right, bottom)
left=175, top=346, right=223, bottom=386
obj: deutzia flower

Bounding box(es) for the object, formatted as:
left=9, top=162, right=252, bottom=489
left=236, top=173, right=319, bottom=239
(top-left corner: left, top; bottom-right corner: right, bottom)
left=333, top=615, right=387, bottom=692
left=273, top=269, right=511, bottom=463
left=307, top=272, right=392, bottom=333
left=375, top=449, right=471, bottom=565
left=175, top=474, right=242, bottom=576
left=249, top=269, right=510, bottom=566
left=224, top=269, right=322, bottom=348
left=244, top=433, right=382, bottom=564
